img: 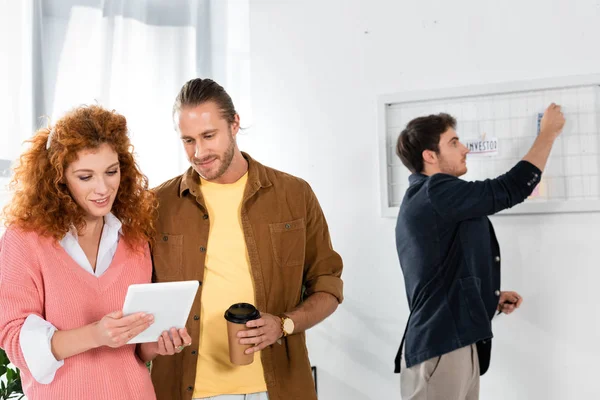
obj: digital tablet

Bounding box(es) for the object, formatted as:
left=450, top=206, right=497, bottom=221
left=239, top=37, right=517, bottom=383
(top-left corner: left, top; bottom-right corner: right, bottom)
left=122, top=280, right=199, bottom=344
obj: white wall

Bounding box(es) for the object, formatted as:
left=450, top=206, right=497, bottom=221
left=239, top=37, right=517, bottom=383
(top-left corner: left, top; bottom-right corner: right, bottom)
left=246, top=1, right=600, bottom=399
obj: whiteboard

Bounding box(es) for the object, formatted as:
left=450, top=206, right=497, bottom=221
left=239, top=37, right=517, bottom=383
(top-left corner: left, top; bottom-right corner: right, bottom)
left=378, top=75, right=600, bottom=217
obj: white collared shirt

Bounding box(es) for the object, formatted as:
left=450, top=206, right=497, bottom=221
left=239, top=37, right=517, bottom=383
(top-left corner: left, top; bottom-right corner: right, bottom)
left=59, top=212, right=122, bottom=277
left=19, top=213, right=123, bottom=383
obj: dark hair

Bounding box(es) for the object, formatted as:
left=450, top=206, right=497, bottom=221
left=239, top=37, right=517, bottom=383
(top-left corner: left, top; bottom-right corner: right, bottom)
left=396, top=113, right=456, bottom=173
left=173, top=78, right=237, bottom=125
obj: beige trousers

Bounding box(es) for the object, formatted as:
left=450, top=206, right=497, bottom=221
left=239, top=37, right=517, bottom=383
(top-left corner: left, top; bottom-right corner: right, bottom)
left=400, top=344, right=480, bottom=400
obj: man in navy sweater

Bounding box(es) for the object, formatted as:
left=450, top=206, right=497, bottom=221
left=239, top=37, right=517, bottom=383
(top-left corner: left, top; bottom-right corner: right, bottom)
left=394, top=103, right=565, bottom=400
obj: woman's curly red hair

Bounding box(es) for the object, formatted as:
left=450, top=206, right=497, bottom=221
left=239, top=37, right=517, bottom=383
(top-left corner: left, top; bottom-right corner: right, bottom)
left=3, top=105, right=157, bottom=246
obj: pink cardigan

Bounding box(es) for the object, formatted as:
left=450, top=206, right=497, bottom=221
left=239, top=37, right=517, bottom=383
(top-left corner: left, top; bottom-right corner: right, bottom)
left=0, top=227, right=157, bottom=400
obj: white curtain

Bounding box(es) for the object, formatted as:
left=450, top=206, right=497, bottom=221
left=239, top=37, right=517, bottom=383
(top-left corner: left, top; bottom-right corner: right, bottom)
left=0, top=1, right=35, bottom=164
left=0, top=0, right=251, bottom=187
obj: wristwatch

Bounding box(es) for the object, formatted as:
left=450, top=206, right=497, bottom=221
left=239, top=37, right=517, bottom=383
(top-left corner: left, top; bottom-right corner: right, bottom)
left=280, top=315, right=295, bottom=337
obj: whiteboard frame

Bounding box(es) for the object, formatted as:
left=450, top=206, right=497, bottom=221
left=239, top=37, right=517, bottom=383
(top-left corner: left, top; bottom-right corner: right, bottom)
left=377, top=74, right=600, bottom=218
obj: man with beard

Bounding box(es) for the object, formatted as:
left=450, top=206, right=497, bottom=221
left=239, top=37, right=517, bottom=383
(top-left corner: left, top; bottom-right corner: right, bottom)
left=148, top=78, right=343, bottom=400
left=394, top=104, right=565, bottom=400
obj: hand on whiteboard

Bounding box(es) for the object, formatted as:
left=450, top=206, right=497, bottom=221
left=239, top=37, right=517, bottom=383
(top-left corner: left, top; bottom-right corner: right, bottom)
left=497, top=291, right=523, bottom=315
left=92, top=310, right=154, bottom=348
left=539, top=103, right=566, bottom=139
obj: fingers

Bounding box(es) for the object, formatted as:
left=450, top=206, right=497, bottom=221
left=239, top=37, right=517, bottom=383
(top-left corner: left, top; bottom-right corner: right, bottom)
left=544, top=102, right=563, bottom=118
left=244, top=337, right=270, bottom=354
left=128, top=314, right=154, bottom=331
left=108, top=316, right=152, bottom=346
left=114, top=312, right=151, bottom=328
left=114, top=314, right=153, bottom=341
left=179, top=328, right=192, bottom=346
left=505, top=292, right=522, bottom=305
left=170, top=328, right=183, bottom=350
left=240, top=314, right=280, bottom=352
left=239, top=331, right=265, bottom=346
left=161, top=331, right=175, bottom=354
left=118, top=320, right=151, bottom=344
left=498, top=302, right=513, bottom=314
left=552, top=105, right=565, bottom=121
left=547, top=102, right=562, bottom=113
left=502, top=305, right=515, bottom=314
left=238, top=327, right=264, bottom=338
left=515, top=295, right=524, bottom=307
left=245, top=318, right=266, bottom=329
left=244, top=341, right=264, bottom=354
left=507, top=292, right=522, bottom=308
left=153, top=329, right=192, bottom=356
left=157, top=336, right=168, bottom=355
left=498, top=291, right=523, bottom=315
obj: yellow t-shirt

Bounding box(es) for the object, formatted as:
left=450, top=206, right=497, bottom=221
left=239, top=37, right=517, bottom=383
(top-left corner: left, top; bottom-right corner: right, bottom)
left=193, top=172, right=267, bottom=398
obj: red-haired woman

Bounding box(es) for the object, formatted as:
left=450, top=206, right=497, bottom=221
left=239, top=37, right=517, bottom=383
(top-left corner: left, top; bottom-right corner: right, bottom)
left=0, top=105, right=191, bottom=400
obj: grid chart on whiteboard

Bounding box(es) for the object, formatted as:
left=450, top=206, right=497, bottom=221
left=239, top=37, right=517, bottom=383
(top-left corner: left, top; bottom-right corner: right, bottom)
left=385, top=85, right=600, bottom=208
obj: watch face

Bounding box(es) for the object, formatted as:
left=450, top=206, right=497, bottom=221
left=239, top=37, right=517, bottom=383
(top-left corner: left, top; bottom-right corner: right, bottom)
left=283, top=318, right=294, bottom=333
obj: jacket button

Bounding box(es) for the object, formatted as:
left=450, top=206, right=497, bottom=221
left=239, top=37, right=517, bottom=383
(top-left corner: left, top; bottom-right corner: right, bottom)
left=162, top=236, right=168, bottom=242
left=191, top=350, right=197, bottom=355
left=285, top=223, right=291, bottom=229
left=495, top=290, right=500, bottom=296
left=193, top=315, right=199, bottom=321
left=495, top=256, right=500, bottom=262
left=200, top=246, right=206, bottom=252
left=203, top=214, right=209, bottom=220
left=187, top=386, right=193, bottom=391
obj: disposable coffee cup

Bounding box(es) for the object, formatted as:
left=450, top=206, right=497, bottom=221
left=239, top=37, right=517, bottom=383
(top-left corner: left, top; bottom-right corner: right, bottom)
left=224, top=303, right=261, bottom=365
